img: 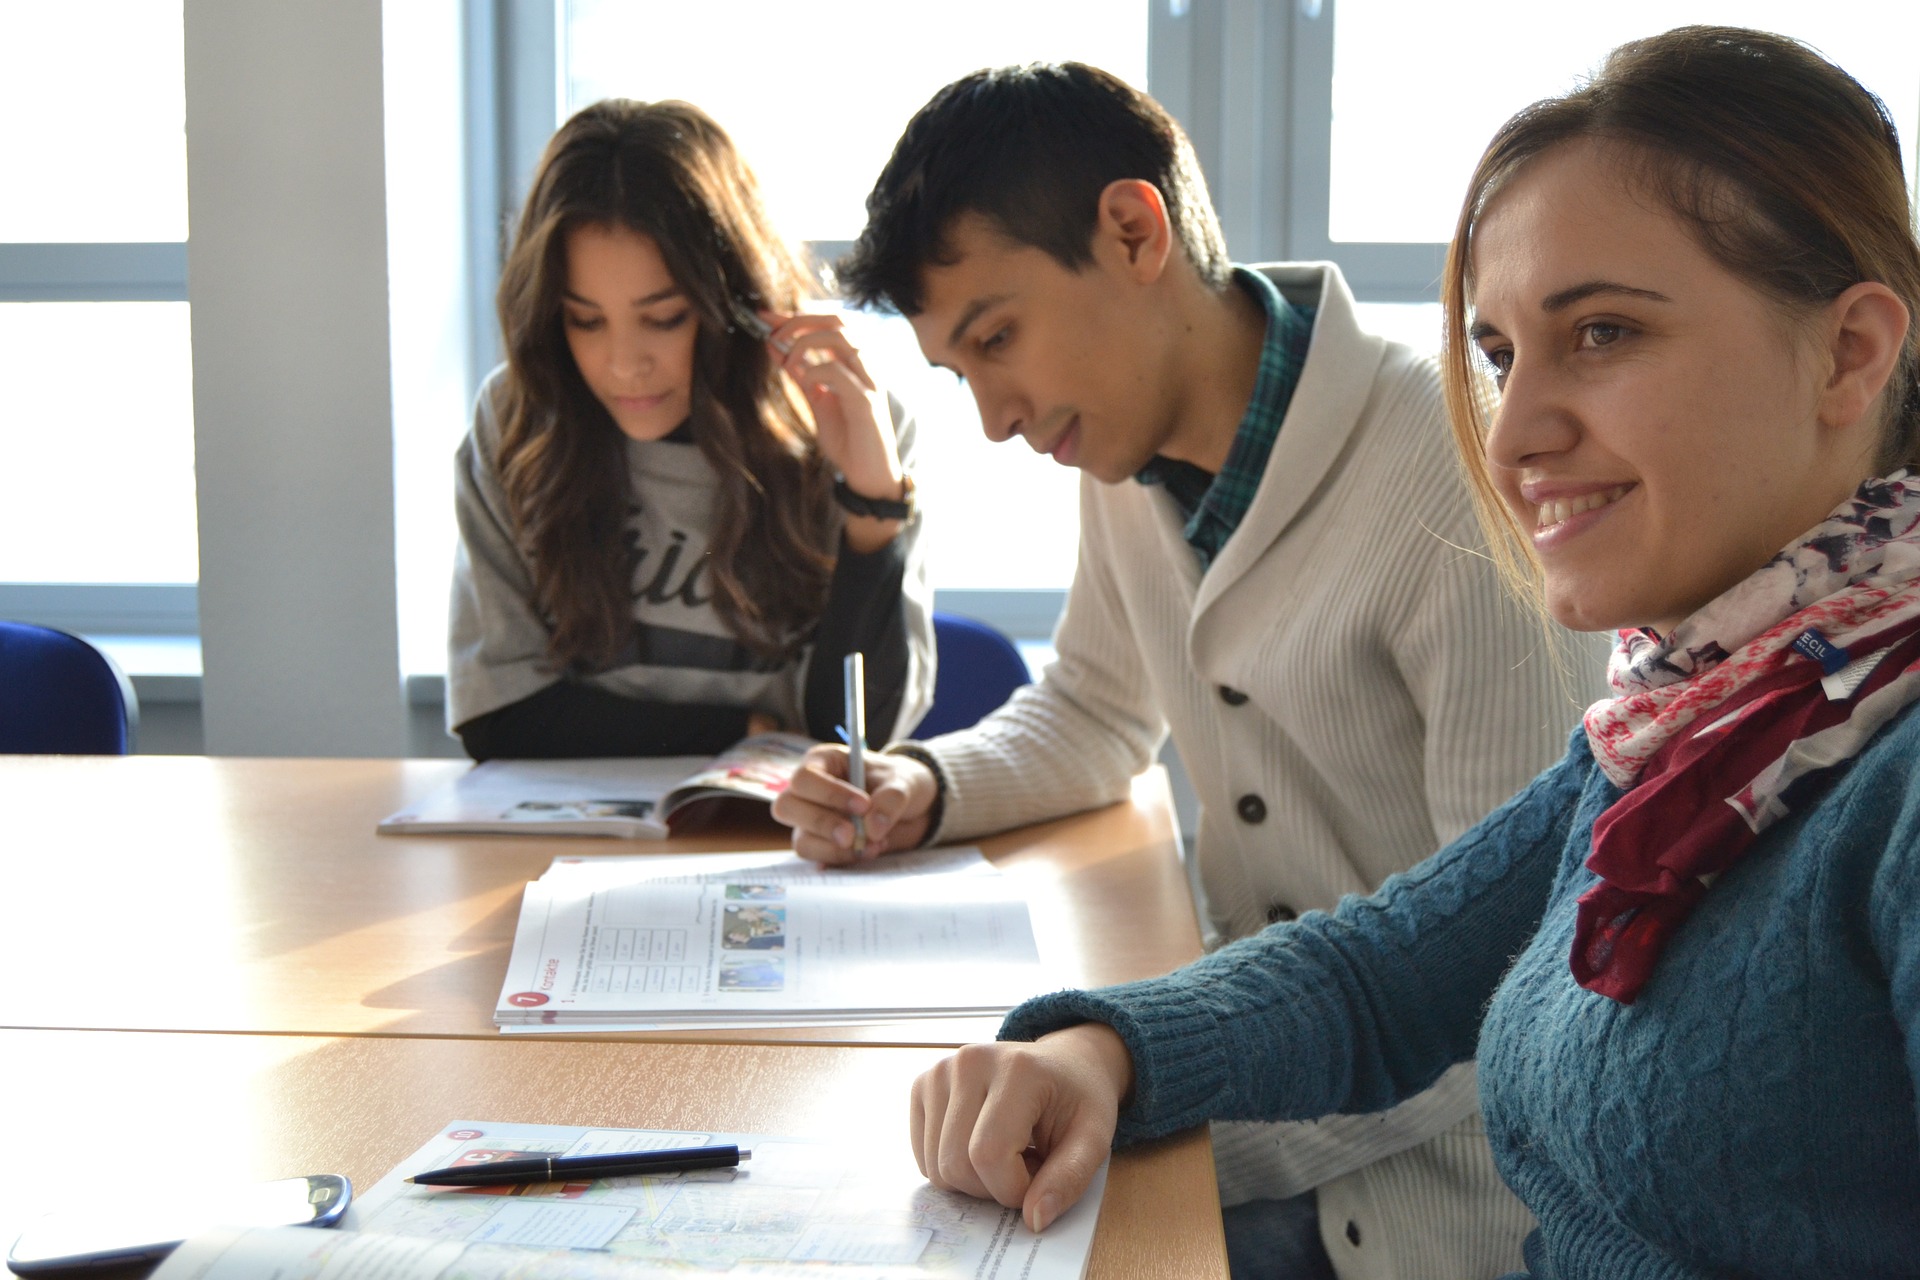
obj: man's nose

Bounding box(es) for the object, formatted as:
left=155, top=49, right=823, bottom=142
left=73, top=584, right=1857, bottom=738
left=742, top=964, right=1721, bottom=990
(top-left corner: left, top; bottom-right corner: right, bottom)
left=970, top=383, right=1024, bottom=444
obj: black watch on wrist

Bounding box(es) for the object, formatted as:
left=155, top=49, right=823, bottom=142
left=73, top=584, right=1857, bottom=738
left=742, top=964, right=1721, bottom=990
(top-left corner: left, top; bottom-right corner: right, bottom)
left=832, top=472, right=915, bottom=521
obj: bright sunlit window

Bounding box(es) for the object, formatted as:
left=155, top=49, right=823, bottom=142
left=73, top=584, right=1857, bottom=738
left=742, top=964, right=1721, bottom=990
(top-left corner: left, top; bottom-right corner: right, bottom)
left=386, top=0, right=476, bottom=676
left=0, top=302, right=198, bottom=582
left=1329, top=0, right=1920, bottom=245
left=0, top=3, right=188, bottom=243
left=0, top=1, right=196, bottom=589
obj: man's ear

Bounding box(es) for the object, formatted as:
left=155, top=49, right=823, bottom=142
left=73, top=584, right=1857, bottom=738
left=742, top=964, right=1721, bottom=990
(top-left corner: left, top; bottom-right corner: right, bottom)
left=1093, top=179, right=1174, bottom=284
left=1818, top=280, right=1909, bottom=435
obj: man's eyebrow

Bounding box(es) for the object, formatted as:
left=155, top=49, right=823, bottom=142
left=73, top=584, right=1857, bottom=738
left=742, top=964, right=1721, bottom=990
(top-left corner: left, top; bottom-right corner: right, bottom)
left=1541, top=280, right=1672, bottom=312
left=562, top=286, right=682, bottom=308
left=946, top=293, right=1014, bottom=350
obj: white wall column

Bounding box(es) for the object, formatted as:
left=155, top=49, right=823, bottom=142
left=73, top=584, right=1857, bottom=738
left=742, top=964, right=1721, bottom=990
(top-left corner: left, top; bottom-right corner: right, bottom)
left=184, top=0, right=406, bottom=756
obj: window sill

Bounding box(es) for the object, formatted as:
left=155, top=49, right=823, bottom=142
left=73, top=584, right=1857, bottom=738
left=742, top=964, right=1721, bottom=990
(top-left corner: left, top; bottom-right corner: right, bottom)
left=89, top=634, right=202, bottom=705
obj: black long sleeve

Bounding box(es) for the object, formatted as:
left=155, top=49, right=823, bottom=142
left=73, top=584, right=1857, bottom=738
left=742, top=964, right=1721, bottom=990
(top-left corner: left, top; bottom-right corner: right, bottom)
left=456, top=680, right=752, bottom=761
left=803, top=532, right=914, bottom=747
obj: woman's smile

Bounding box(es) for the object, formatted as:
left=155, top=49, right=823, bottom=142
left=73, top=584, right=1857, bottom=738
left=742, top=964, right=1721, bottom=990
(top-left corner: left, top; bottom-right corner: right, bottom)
left=1524, top=482, right=1635, bottom=553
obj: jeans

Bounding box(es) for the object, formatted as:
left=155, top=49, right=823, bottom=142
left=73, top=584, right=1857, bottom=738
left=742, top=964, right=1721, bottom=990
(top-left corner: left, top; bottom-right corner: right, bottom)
left=1222, top=1191, right=1338, bottom=1280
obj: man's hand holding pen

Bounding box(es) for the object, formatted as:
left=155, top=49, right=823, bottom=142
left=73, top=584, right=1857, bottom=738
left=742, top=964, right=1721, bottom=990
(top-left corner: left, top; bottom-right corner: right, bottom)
left=774, top=747, right=938, bottom=865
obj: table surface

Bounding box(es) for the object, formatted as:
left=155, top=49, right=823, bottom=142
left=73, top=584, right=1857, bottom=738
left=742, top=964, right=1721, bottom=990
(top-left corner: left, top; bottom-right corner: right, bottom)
left=0, top=755, right=1201, bottom=1044
left=0, top=1029, right=1227, bottom=1280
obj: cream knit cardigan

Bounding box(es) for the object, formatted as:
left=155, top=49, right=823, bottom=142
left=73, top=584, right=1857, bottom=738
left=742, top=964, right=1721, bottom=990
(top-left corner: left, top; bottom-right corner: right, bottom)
left=911, top=263, right=1606, bottom=1280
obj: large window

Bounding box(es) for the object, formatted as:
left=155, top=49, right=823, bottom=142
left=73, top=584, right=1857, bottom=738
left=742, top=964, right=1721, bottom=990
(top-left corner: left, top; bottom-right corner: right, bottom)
left=0, top=2, right=196, bottom=637
left=62, top=2, right=1910, bottom=696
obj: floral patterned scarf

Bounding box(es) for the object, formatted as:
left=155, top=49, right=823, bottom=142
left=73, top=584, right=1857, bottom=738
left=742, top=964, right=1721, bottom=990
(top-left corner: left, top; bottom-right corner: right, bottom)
left=1574, top=473, right=1920, bottom=1002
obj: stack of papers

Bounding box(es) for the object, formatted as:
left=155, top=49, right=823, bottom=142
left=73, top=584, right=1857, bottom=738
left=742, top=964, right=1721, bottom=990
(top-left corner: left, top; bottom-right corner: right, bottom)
left=152, top=1120, right=1108, bottom=1280
left=495, top=847, right=1049, bottom=1032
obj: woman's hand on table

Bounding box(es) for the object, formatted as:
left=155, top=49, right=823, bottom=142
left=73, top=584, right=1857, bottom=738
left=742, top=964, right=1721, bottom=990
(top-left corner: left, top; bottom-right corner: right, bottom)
left=910, top=1023, right=1136, bottom=1232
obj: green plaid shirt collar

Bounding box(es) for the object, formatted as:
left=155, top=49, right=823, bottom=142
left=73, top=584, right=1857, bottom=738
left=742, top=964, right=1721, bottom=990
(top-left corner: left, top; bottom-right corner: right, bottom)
left=1135, top=267, right=1315, bottom=569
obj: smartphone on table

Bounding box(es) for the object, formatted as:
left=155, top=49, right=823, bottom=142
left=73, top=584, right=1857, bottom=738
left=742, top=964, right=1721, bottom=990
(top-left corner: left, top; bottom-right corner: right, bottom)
left=7, top=1174, right=349, bottom=1275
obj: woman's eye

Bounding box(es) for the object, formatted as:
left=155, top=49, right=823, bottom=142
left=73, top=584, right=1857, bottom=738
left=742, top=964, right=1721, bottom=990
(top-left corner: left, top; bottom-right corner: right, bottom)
left=1479, top=346, right=1513, bottom=385
left=980, top=325, right=1011, bottom=354
left=564, top=312, right=602, bottom=332
left=646, top=311, right=692, bottom=331
left=1582, top=322, right=1624, bottom=348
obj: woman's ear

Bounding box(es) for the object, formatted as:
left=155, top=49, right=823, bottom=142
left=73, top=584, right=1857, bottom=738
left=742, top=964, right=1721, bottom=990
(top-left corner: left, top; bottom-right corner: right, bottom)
left=1092, top=179, right=1175, bottom=284
left=1818, top=280, right=1910, bottom=434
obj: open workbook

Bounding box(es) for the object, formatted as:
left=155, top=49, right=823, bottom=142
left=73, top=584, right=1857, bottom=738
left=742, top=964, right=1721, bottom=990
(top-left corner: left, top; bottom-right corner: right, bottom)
left=149, top=1120, right=1107, bottom=1280
left=496, top=847, right=1048, bottom=1032
left=376, top=733, right=812, bottom=839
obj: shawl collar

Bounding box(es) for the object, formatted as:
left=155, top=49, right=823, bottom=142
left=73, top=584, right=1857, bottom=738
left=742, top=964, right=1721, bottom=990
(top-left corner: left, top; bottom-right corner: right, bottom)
left=1190, top=262, right=1388, bottom=633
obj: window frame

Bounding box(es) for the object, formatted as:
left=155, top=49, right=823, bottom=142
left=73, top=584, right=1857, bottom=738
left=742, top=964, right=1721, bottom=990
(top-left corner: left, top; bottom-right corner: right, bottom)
left=0, top=241, right=198, bottom=635
left=1150, top=0, right=1444, bottom=303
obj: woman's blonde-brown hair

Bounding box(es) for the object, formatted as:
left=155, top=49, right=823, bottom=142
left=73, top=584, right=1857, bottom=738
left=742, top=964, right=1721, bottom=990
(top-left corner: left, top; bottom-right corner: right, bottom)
left=494, top=99, right=834, bottom=671
left=1441, top=25, right=1920, bottom=608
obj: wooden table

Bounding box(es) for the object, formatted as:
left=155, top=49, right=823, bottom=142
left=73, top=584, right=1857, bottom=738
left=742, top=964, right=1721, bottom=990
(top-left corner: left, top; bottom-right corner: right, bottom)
left=0, top=1030, right=1227, bottom=1280
left=0, top=756, right=1201, bottom=1044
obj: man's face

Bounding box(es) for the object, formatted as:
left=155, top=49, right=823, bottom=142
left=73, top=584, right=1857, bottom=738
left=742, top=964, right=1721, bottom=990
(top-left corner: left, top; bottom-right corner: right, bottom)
left=907, top=215, right=1178, bottom=484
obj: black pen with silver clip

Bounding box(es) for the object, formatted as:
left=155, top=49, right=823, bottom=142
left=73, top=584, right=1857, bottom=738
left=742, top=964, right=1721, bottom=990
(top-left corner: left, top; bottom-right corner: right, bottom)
left=407, top=1143, right=751, bottom=1187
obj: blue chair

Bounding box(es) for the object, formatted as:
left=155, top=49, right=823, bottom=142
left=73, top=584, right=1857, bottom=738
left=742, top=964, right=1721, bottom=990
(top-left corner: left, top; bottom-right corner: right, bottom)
left=913, top=612, right=1032, bottom=738
left=0, top=622, right=139, bottom=754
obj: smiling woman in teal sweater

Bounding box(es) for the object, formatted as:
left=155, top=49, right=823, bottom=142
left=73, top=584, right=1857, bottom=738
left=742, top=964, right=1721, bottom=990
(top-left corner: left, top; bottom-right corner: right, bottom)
left=906, top=28, right=1920, bottom=1279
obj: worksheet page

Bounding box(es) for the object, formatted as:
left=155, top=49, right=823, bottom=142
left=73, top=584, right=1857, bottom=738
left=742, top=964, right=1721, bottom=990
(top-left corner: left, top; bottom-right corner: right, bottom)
left=150, top=1121, right=1106, bottom=1280
left=495, top=848, right=1045, bottom=1024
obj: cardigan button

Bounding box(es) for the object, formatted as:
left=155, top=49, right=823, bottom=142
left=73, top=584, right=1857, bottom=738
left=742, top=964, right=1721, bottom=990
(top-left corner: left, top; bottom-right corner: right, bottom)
left=1236, top=793, right=1267, bottom=824
left=1265, top=902, right=1296, bottom=925
left=1218, top=685, right=1249, bottom=706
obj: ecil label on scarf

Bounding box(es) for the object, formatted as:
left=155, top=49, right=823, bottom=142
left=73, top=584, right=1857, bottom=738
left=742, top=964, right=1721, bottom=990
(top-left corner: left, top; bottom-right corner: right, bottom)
left=1792, top=628, right=1851, bottom=676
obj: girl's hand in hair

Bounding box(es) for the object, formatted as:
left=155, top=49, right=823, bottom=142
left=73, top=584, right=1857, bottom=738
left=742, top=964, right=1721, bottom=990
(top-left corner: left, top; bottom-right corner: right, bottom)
left=761, top=312, right=906, bottom=552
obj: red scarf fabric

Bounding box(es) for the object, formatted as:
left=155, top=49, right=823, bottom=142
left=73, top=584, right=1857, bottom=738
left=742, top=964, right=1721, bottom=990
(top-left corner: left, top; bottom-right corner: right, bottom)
left=1573, top=474, right=1920, bottom=1003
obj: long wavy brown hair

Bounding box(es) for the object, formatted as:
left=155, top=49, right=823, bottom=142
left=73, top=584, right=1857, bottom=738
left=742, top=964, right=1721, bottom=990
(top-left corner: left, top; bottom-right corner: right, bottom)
left=495, top=99, right=835, bottom=671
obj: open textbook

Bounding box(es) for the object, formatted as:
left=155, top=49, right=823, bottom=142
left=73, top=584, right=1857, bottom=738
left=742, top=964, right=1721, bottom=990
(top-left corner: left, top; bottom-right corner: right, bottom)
left=377, top=733, right=813, bottom=839
left=496, top=847, right=1047, bottom=1031
left=149, top=1120, right=1107, bottom=1280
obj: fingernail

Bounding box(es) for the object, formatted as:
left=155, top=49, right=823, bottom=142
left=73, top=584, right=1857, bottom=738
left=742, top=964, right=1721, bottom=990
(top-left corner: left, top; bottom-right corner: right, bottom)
left=1028, top=1194, right=1059, bottom=1233
left=835, top=823, right=852, bottom=849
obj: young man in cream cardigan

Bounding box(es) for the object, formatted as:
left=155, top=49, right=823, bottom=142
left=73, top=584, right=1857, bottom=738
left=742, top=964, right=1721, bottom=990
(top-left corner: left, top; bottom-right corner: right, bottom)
left=773, top=63, right=1595, bottom=1280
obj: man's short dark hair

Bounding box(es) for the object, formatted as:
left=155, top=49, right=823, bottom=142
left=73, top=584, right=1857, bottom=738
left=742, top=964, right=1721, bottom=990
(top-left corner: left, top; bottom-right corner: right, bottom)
left=838, top=62, right=1230, bottom=315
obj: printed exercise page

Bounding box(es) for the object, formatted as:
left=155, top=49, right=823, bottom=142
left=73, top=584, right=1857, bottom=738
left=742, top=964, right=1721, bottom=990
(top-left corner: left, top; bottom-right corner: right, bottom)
left=150, top=1121, right=1106, bottom=1280
left=496, top=848, right=1044, bottom=1023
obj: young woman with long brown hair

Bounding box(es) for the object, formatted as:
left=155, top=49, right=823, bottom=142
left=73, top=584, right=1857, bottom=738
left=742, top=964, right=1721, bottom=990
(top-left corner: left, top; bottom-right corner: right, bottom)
left=447, top=99, right=933, bottom=759
left=898, top=28, right=1920, bottom=1276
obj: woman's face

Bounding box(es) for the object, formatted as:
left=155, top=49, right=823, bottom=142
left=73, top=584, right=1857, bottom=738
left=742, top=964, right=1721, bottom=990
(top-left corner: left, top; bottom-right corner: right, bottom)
left=1469, top=141, right=1883, bottom=635
left=561, top=222, right=700, bottom=441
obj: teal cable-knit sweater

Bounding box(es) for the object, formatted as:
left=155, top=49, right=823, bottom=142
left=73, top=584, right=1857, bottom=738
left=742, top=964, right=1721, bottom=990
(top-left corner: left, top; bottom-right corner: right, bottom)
left=1002, top=712, right=1920, bottom=1277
